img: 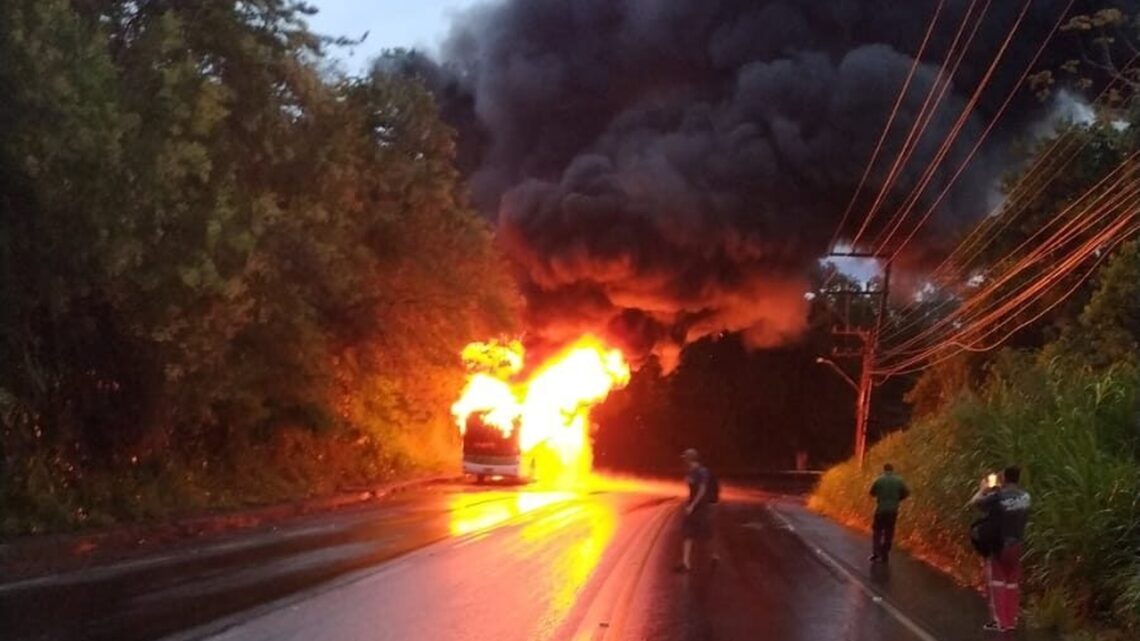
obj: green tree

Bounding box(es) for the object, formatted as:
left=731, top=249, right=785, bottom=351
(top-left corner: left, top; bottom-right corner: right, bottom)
left=0, top=0, right=516, bottom=533
left=1047, top=239, right=1140, bottom=369
left=0, top=0, right=133, bottom=515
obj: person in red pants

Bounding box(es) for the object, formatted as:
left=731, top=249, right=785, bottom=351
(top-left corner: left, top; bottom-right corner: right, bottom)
left=971, top=466, right=1031, bottom=633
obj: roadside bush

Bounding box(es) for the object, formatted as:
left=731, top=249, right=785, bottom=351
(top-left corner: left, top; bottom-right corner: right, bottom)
left=810, top=354, right=1140, bottom=634
left=0, top=423, right=447, bottom=537
left=810, top=403, right=986, bottom=581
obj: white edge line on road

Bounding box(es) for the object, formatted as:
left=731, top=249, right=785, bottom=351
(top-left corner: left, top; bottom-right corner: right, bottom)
left=767, top=506, right=942, bottom=641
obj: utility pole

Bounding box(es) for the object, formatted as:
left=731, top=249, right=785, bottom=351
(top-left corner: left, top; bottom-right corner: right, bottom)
left=818, top=252, right=891, bottom=466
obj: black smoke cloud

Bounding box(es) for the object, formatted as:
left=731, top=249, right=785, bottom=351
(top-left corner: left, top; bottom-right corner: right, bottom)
left=428, top=0, right=1129, bottom=369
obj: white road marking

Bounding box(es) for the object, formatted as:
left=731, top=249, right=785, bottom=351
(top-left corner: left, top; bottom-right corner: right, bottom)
left=767, top=506, right=942, bottom=641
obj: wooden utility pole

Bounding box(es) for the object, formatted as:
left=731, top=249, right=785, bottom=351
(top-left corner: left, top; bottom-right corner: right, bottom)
left=819, top=252, right=891, bottom=466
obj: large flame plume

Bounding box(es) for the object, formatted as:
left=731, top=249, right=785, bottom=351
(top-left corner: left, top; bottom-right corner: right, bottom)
left=452, top=336, right=630, bottom=484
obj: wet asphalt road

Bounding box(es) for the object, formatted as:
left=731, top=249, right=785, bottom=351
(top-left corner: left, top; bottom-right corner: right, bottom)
left=1, top=482, right=937, bottom=641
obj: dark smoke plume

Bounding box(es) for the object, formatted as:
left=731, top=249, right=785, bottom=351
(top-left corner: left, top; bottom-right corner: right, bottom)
left=430, top=0, right=1130, bottom=370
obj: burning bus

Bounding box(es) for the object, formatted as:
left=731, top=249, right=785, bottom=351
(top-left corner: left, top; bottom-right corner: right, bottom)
left=451, top=337, right=629, bottom=486
left=461, top=412, right=534, bottom=482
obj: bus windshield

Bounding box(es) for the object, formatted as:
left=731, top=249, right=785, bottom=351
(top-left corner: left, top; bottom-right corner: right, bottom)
left=463, top=415, right=520, bottom=457
left=462, top=414, right=526, bottom=480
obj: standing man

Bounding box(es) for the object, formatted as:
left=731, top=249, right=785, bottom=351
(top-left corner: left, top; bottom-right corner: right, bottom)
left=971, top=466, right=1031, bottom=633
left=676, top=448, right=713, bottom=572
left=869, top=463, right=910, bottom=563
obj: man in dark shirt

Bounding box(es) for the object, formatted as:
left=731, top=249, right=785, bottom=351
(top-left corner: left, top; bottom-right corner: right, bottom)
left=971, top=465, right=1031, bottom=633
left=869, top=463, right=910, bottom=563
left=676, top=448, right=712, bottom=572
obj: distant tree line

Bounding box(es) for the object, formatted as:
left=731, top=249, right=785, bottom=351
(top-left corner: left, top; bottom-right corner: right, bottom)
left=594, top=274, right=911, bottom=474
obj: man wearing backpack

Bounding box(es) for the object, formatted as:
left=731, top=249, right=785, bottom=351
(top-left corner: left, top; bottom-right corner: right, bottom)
left=676, top=448, right=717, bottom=572
left=869, top=463, right=910, bottom=563
left=971, top=466, right=1031, bottom=633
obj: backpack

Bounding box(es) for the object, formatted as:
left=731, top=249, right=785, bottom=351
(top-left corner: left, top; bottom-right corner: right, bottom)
left=707, top=471, right=720, bottom=504
left=969, top=515, right=1003, bottom=557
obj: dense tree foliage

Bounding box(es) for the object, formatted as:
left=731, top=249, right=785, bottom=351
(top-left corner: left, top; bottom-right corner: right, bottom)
left=594, top=335, right=864, bottom=473
left=0, top=0, right=516, bottom=533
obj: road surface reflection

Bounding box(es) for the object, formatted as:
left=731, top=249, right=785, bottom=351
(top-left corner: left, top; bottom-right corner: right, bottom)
left=447, top=490, right=575, bottom=536
left=522, top=501, right=617, bottom=618
left=444, top=488, right=621, bottom=634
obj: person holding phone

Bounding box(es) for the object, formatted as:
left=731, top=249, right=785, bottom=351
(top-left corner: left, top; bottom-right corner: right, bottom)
left=971, top=465, right=1031, bottom=633
left=869, top=463, right=910, bottom=563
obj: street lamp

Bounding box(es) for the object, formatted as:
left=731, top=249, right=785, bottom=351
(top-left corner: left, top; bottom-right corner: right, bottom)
left=815, top=356, right=857, bottom=391
left=815, top=355, right=871, bottom=466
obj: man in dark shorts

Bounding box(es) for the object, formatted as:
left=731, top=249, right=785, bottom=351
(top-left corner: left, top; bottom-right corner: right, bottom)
left=676, top=448, right=713, bottom=572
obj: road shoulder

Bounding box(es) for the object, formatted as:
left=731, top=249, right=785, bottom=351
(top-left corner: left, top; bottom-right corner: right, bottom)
left=769, top=499, right=1058, bottom=641
left=0, top=475, right=454, bottom=583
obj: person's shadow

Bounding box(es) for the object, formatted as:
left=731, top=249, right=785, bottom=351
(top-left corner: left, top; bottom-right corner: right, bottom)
left=681, top=544, right=718, bottom=641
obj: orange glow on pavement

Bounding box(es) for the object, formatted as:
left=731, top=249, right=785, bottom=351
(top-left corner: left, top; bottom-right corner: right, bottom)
left=447, top=491, right=574, bottom=537
left=522, top=501, right=617, bottom=618
left=451, top=336, right=630, bottom=485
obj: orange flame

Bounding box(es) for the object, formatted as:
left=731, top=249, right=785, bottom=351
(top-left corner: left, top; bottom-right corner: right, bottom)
left=451, top=336, right=630, bottom=484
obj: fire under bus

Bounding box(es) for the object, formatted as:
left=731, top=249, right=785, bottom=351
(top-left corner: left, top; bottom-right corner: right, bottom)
left=462, top=413, right=535, bottom=482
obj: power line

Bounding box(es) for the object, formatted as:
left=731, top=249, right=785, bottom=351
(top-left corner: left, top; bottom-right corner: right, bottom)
left=820, top=0, right=1137, bottom=408
left=849, top=0, right=990, bottom=250
left=878, top=0, right=1073, bottom=261
left=880, top=174, right=1139, bottom=362
left=881, top=152, right=1140, bottom=345
left=877, top=216, right=1138, bottom=375
left=872, top=226, right=1137, bottom=377
left=828, top=0, right=947, bottom=253
left=928, top=56, right=1140, bottom=284
left=951, top=224, right=1140, bottom=352
left=882, top=178, right=1139, bottom=360
left=872, top=0, right=1035, bottom=255
left=876, top=191, right=1140, bottom=374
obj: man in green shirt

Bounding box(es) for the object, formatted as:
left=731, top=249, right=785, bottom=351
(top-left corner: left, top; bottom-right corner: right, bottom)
left=869, top=463, right=910, bottom=563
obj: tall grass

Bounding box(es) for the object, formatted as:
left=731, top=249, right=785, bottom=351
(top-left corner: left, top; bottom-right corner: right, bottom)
left=810, top=353, right=1140, bottom=633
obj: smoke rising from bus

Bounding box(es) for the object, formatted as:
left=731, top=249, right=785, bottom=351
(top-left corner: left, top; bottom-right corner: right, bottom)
left=420, top=0, right=1128, bottom=368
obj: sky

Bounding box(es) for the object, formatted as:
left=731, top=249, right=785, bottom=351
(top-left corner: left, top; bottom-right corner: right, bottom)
left=306, top=0, right=484, bottom=74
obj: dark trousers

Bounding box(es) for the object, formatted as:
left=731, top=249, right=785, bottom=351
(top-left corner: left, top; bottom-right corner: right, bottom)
left=872, top=511, right=898, bottom=559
